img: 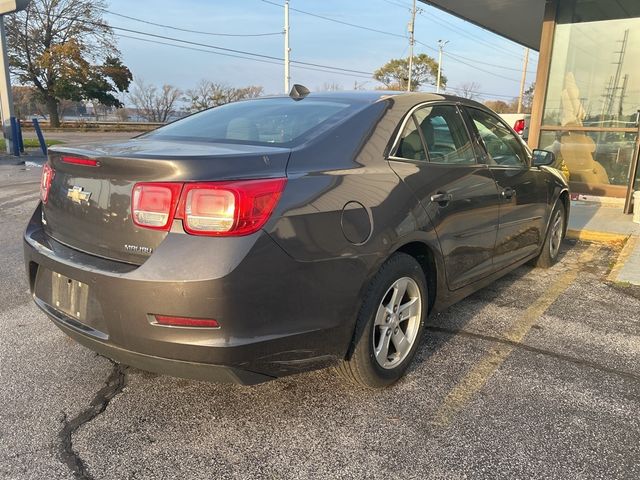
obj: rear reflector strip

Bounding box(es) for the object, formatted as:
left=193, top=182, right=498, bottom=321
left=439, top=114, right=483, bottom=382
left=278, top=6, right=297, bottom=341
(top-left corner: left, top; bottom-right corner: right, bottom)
left=154, top=315, right=220, bottom=328
left=61, top=156, right=100, bottom=167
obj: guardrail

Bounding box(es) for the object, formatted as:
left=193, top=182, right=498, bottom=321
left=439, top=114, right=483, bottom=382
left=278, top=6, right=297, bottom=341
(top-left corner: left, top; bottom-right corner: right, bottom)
left=18, top=120, right=166, bottom=129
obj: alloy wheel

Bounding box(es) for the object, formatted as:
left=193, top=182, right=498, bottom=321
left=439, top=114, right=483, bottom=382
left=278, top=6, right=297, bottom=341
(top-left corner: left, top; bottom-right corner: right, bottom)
left=372, top=277, right=422, bottom=369
left=549, top=208, right=564, bottom=259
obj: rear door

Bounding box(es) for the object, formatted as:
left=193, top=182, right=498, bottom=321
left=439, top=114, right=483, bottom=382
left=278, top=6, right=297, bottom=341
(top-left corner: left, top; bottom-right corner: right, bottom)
left=463, top=107, right=549, bottom=269
left=389, top=103, right=501, bottom=290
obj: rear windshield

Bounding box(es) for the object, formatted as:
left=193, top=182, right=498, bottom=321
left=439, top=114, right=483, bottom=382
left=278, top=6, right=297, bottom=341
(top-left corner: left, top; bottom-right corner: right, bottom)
left=146, top=97, right=360, bottom=146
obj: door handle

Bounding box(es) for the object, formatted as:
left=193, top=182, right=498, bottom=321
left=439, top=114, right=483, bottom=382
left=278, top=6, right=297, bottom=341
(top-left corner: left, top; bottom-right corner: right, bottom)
left=501, top=187, right=516, bottom=199
left=430, top=192, right=453, bottom=205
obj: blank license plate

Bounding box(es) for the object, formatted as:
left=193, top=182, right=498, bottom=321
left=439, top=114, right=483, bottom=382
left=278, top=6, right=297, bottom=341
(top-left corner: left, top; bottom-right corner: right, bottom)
left=51, top=272, right=89, bottom=321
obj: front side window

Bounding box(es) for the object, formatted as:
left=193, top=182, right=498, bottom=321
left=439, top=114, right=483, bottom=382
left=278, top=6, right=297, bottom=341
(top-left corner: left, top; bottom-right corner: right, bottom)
left=467, top=108, right=529, bottom=167
left=413, top=105, right=476, bottom=165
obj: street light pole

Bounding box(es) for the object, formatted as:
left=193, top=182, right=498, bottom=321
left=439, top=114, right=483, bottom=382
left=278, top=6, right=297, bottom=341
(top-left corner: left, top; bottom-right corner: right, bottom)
left=407, top=0, right=416, bottom=92
left=436, top=39, right=448, bottom=94
left=284, top=0, right=290, bottom=93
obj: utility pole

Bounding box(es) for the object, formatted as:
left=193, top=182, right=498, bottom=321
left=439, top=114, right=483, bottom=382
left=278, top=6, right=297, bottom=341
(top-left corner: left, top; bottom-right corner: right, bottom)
left=407, top=0, right=416, bottom=92
left=517, top=47, right=530, bottom=114
left=284, top=0, right=290, bottom=93
left=0, top=17, right=14, bottom=153
left=436, top=39, right=448, bottom=94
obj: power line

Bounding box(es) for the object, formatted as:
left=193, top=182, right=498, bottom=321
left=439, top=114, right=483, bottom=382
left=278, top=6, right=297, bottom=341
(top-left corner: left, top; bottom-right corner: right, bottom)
left=259, top=1, right=530, bottom=82
left=414, top=40, right=521, bottom=83
left=260, top=0, right=407, bottom=39
left=66, top=16, right=375, bottom=77
left=116, top=33, right=373, bottom=79
left=100, top=9, right=283, bottom=37
left=445, top=50, right=537, bottom=75
left=416, top=9, right=526, bottom=60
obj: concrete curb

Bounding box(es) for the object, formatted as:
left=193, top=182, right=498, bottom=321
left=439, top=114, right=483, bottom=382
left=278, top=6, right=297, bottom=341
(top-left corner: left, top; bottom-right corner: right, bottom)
left=566, top=229, right=629, bottom=245
left=607, top=235, right=639, bottom=284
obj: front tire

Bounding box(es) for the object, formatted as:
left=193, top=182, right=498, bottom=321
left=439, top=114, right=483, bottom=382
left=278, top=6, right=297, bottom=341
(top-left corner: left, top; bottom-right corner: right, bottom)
left=532, top=201, right=566, bottom=268
left=336, top=253, right=427, bottom=388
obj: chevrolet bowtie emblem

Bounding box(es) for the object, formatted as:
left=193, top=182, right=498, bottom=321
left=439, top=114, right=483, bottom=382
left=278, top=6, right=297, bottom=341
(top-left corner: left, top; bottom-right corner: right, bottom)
left=67, top=186, right=92, bottom=205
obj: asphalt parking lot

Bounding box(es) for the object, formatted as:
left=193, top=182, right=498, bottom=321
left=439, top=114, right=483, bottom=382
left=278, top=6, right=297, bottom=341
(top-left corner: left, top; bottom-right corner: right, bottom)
left=2, top=163, right=640, bottom=480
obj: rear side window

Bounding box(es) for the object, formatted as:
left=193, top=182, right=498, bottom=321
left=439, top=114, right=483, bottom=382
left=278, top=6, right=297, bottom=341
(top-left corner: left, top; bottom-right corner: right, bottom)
left=146, top=98, right=358, bottom=146
left=396, top=117, right=427, bottom=161
left=413, top=105, right=476, bottom=164
left=467, top=108, right=528, bottom=167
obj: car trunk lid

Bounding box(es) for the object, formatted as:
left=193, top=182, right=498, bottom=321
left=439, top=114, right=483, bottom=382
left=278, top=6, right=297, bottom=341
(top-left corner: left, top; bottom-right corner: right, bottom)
left=42, top=138, right=290, bottom=264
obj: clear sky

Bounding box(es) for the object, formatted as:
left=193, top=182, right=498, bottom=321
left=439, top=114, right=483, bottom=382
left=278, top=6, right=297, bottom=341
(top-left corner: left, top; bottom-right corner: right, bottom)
left=107, top=0, right=538, bottom=102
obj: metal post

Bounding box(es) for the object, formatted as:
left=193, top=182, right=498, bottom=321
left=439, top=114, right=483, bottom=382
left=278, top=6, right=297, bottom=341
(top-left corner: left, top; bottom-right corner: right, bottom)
left=407, top=0, right=416, bottom=92
left=436, top=40, right=448, bottom=94
left=32, top=117, right=47, bottom=155
left=0, top=16, right=15, bottom=154
left=16, top=117, right=23, bottom=152
left=9, top=115, right=18, bottom=156
left=517, top=48, right=530, bottom=114
left=284, top=0, right=290, bottom=93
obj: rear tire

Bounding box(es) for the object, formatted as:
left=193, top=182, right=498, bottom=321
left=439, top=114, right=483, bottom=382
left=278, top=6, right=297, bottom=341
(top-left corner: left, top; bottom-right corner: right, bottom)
left=336, top=253, right=427, bottom=389
left=531, top=201, right=566, bottom=268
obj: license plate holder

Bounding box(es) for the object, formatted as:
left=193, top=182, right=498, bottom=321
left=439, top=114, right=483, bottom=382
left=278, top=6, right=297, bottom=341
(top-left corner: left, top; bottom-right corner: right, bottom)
left=51, top=272, right=89, bottom=321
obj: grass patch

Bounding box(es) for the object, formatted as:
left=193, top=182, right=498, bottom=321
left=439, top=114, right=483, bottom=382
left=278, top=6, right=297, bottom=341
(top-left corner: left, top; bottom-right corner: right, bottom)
left=0, top=138, right=64, bottom=150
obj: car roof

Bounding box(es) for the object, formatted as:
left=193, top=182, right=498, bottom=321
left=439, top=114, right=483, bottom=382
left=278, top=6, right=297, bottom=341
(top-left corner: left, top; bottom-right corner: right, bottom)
left=261, top=90, right=488, bottom=109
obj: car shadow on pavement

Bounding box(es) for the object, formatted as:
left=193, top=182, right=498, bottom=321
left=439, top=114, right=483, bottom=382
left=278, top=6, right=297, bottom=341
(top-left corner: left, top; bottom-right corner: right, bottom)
left=408, top=240, right=577, bottom=378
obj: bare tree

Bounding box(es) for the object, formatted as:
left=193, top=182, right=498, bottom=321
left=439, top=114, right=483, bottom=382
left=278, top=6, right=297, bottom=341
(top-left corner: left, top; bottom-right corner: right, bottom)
left=319, top=82, right=342, bottom=91
left=128, top=78, right=182, bottom=123
left=457, top=82, right=481, bottom=100
left=185, top=80, right=263, bottom=112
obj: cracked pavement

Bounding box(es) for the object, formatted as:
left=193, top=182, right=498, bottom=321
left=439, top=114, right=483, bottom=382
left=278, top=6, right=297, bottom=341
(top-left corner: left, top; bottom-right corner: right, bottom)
left=1, top=163, right=640, bottom=479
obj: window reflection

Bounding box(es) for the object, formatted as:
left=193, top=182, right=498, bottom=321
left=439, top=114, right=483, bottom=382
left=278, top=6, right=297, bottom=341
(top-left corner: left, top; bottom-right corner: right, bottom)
left=540, top=131, right=636, bottom=196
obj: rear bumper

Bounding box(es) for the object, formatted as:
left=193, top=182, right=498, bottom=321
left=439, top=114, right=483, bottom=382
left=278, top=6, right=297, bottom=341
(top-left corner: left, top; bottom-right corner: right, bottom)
left=40, top=298, right=273, bottom=385
left=24, top=204, right=367, bottom=384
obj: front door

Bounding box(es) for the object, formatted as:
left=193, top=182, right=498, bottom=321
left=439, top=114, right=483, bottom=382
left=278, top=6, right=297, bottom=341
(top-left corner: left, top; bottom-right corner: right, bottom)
left=389, top=103, right=501, bottom=290
left=464, top=107, right=549, bottom=270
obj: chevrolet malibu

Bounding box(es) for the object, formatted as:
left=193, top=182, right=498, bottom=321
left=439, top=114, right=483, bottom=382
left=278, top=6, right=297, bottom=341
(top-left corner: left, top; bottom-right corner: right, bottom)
left=24, top=89, right=568, bottom=388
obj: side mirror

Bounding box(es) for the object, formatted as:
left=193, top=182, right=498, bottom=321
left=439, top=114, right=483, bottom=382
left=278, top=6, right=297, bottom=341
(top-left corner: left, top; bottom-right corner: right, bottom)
left=532, top=149, right=556, bottom=167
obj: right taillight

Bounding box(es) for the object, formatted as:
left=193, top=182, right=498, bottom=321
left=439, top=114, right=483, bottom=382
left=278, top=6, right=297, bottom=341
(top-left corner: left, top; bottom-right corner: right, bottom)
left=131, top=178, right=286, bottom=236
left=40, top=163, right=54, bottom=204
left=514, top=119, right=525, bottom=135
left=178, top=178, right=287, bottom=236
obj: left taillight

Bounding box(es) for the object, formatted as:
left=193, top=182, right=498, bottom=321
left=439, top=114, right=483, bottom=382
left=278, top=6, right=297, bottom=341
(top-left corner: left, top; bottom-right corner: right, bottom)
left=40, top=163, right=54, bottom=204
left=131, top=182, right=183, bottom=230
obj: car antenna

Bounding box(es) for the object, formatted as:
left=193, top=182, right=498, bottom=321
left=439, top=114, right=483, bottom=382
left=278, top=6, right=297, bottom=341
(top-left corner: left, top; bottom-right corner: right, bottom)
left=289, top=84, right=310, bottom=101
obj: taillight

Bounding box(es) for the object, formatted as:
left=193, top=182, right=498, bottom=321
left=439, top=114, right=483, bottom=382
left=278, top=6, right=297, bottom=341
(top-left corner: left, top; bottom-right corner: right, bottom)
left=131, top=183, right=183, bottom=230
left=177, top=178, right=287, bottom=236
left=131, top=178, right=286, bottom=236
left=153, top=314, right=219, bottom=328
left=514, top=119, right=525, bottom=135
left=40, top=163, right=54, bottom=204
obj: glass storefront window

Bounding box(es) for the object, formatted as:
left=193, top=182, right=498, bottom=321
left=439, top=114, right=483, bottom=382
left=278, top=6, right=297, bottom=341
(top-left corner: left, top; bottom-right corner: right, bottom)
left=543, top=1, right=640, bottom=128
left=539, top=130, right=636, bottom=196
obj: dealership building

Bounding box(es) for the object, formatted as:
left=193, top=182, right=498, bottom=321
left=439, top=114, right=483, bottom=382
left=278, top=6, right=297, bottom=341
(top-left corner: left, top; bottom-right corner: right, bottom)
left=425, top=0, right=640, bottom=213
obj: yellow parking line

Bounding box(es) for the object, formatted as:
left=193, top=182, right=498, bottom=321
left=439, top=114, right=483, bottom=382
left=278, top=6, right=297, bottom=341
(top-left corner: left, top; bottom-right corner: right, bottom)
left=432, top=244, right=600, bottom=427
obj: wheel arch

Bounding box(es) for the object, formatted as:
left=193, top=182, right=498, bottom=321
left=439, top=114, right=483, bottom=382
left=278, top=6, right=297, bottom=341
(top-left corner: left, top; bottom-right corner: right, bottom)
left=394, top=241, right=438, bottom=314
